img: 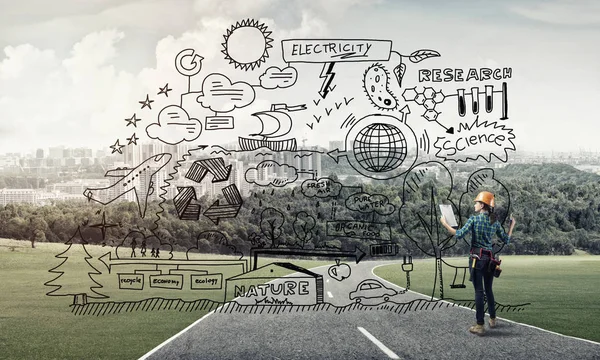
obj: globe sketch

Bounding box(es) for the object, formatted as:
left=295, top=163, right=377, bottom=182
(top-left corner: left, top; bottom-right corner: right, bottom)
left=352, top=123, right=407, bottom=172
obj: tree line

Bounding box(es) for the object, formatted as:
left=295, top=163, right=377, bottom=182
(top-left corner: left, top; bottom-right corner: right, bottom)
left=1, top=163, right=600, bottom=256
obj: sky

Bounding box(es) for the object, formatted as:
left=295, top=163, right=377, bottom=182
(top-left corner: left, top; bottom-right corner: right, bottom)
left=1, top=0, right=599, bottom=156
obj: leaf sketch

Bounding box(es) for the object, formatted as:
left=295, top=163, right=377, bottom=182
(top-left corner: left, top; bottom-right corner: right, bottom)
left=409, top=49, right=441, bottom=63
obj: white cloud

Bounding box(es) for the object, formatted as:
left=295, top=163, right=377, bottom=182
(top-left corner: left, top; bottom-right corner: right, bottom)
left=300, top=0, right=384, bottom=17
left=0, top=29, right=145, bottom=152
left=0, top=44, right=59, bottom=80
left=267, top=10, right=330, bottom=39
left=0, top=0, right=350, bottom=153
left=509, top=0, right=600, bottom=25
left=62, top=29, right=124, bottom=82
left=193, top=0, right=278, bottom=18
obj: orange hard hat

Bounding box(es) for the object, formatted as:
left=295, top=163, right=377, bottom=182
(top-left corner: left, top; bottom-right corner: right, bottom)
left=474, top=191, right=495, bottom=208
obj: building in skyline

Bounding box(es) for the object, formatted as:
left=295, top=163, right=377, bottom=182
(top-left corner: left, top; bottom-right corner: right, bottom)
left=48, top=146, right=64, bottom=159
left=329, top=141, right=344, bottom=152
left=0, top=189, right=37, bottom=206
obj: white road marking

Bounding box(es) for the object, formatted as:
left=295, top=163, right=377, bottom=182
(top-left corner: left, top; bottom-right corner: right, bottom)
left=370, top=263, right=600, bottom=346
left=358, top=327, right=400, bottom=359
left=327, top=291, right=333, bottom=298
left=138, top=311, right=215, bottom=360
left=139, top=264, right=333, bottom=359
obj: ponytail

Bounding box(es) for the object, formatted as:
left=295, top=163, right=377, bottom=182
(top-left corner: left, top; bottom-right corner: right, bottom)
left=482, top=203, right=497, bottom=222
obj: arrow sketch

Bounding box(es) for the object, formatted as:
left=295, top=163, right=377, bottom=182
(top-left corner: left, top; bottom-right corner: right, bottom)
left=186, top=158, right=232, bottom=183
left=204, top=184, right=243, bottom=225
left=174, top=186, right=202, bottom=220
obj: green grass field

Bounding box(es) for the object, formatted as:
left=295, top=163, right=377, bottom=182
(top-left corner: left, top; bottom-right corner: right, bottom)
left=374, top=255, right=600, bottom=343
left=2, top=239, right=599, bottom=360
left=0, top=239, right=329, bottom=360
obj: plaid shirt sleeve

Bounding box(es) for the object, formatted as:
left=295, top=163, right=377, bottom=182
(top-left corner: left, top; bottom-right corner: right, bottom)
left=455, top=216, right=473, bottom=240
left=494, top=222, right=511, bottom=244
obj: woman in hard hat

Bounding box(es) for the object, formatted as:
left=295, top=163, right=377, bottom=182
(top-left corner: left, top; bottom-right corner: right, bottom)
left=440, top=191, right=516, bottom=336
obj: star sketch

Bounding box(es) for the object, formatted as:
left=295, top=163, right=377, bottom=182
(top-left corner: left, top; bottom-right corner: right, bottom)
left=139, top=94, right=154, bottom=109
left=125, top=113, right=141, bottom=127
left=127, top=133, right=139, bottom=145
left=158, top=83, right=172, bottom=97
left=90, top=212, right=118, bottom=240
left=110, top=139, right=124, bottom=154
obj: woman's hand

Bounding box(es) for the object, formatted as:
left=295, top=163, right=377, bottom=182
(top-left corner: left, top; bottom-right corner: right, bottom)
left=508, top=215, right=516, bottom=237
left=440, top=216, right=456, bottom=235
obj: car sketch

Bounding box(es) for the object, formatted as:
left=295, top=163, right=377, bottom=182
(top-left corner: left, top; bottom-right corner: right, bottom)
left=349, top=279, right=397, bottom=303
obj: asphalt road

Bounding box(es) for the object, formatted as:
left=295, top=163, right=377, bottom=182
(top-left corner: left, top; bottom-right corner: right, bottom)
left=141, top=261, right=600, bottom=360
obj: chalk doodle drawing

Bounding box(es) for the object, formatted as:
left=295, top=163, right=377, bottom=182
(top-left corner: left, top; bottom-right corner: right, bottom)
left=89, top=212, right=118, bottom=241
left=109, top=139, right=125, bottom=154
left=139, top=94, right=154, bottom=110
left=259, top=66, right=298, bottom=89
left=83, top=153, right=172, bottom=218
left=363, top=63, right=399, bottom=111
left=328, top=260, right=351, bottom=282
left=157, top=83, right=172, bottom=97
left=126, top=133, right=139, bottom=145
left=328, top=113, right=418, bottom=180
left=399, top=161, right=459, bottom=300
left=45, top=227, right=108, bottom=304
left=36, top=17, right=530, bottom=331
left=245, top=161, right=299, bottom=187
left=222, top=19, right=273, bottom=71
left=146, top=105, right=202, bottom=145
left=240, top=105, right=298, bottom=151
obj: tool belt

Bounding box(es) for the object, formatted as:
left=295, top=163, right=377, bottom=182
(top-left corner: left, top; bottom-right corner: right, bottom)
left=470, top=248, right=502, bottom=278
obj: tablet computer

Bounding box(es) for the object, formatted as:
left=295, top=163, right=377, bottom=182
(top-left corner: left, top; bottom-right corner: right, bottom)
left=439, top=204, right=458, bottom=229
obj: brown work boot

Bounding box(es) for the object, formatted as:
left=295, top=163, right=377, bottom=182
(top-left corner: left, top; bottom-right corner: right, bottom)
left=489, top=318, right=497, bottom=328
left=469, top=324, right=485, bottom=336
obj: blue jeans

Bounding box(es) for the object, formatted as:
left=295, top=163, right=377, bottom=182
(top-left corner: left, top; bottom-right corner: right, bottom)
left=469, top=253, right=496, bottom=325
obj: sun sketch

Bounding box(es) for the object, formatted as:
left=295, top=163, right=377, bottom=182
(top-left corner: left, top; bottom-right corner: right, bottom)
left=222, top=19, right=273, bottom=71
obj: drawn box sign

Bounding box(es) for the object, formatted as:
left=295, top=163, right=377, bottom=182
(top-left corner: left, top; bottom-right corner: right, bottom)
left=118, top=274, right=144, bottom=290
left=149, top=274, right=183, bottom=290
left=225, top=263, right=323, bottom=305
left=191, top=274, right=223, bottom=290
left=282, top=39, right=392, bottom=63
left=326, top=221, right=391, bottom=241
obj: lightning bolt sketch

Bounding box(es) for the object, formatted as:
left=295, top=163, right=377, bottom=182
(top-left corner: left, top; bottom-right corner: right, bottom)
left=318, top=62, right=336, bottom=99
